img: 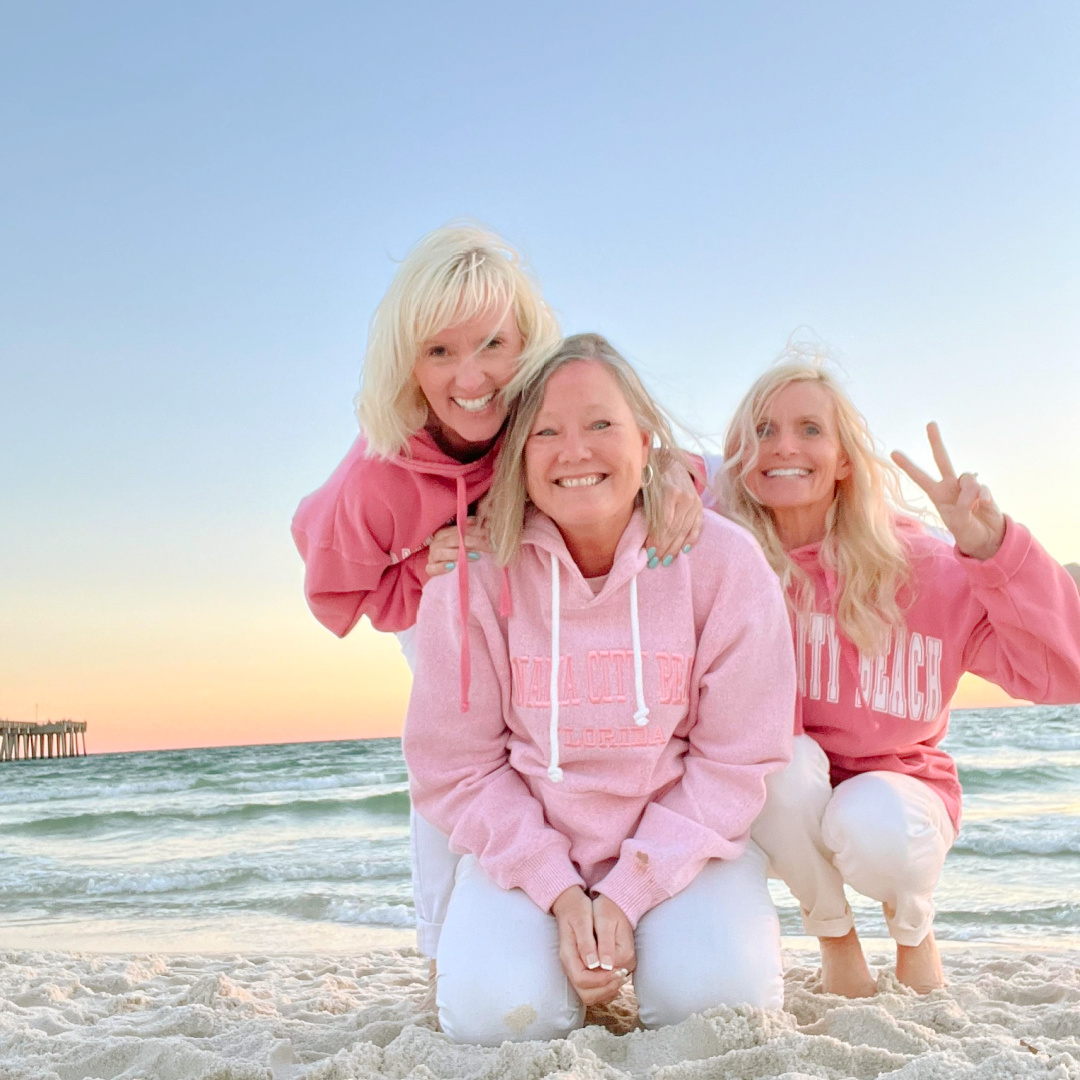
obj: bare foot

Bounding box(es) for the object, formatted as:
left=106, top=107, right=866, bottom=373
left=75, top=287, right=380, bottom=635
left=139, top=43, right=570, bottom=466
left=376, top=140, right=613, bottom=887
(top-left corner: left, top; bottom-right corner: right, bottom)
left=819, top=929, right=877, bottom=998
left=896, top=931, right=945, bottom=993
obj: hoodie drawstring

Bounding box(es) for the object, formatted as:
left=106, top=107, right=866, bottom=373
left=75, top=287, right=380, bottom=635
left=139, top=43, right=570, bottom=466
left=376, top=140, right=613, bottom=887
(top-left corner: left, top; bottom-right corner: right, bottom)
left=629, top=575, right=650, bottom=726
left=456, top=475, right=470, bottom=712
left=547, top=552, right=564, bottom=782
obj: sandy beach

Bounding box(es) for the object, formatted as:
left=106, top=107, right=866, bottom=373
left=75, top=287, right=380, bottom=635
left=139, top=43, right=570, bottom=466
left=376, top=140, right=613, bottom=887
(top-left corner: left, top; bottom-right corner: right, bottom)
left=3, top=947, right=1079, bottom=1079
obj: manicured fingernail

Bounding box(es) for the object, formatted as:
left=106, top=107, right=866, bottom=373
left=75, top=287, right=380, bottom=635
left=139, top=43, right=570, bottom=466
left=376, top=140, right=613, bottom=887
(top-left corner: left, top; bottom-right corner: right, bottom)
left=647, top=557, right=659, bottom=569
left=616, top=968, right=628, bottom=978
left=445, top=561, right=455, bottom=571
left=467, top=551, right=480, bottom=561
left=646, top=547, right=656, bottom=558
left=682, top=544, right=692, bottom=554
left=662, top=554, right=673, bottom=567
left=600, top=959, right=613, bottom=971
left=586, top=955, right=600, bottom=970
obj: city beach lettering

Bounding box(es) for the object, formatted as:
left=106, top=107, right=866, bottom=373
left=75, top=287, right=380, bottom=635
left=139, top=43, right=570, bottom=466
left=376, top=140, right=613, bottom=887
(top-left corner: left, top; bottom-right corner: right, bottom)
left=795, top=613, right=943, bottom=722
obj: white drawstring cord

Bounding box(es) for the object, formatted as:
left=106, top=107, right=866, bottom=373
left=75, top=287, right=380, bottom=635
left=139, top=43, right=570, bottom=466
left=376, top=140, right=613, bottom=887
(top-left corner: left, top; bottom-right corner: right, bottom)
left=629, top=575, right=650, bottom=726
left=547, top=552, right=564, bottom=782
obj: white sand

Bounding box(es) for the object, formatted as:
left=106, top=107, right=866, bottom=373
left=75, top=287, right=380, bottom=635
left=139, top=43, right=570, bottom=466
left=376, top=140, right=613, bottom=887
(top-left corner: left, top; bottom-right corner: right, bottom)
left=2, top=948, right=1078, bottom=1079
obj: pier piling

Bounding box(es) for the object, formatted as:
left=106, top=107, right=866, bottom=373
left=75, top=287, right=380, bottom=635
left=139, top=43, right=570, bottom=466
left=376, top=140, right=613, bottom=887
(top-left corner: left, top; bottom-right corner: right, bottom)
left=0, top=719, right=88, bottom=762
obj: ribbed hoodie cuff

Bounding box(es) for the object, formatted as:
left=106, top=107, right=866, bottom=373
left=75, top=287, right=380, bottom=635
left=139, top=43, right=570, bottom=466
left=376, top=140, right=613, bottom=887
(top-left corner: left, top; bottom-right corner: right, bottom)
left=955, top=516, right=1030, bottom=587
left=593, top=857, right=668, bottom=929
left=513, top=847, right=585, bottom=914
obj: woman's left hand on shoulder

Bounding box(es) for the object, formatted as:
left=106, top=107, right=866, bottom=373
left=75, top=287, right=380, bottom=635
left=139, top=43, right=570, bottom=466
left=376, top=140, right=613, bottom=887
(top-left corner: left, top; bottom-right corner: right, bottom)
left=646, top=463, right=704, bottom=568
left=892, top=422, right=1006, bottom=561
left=424, top=517, right=492, bottom=578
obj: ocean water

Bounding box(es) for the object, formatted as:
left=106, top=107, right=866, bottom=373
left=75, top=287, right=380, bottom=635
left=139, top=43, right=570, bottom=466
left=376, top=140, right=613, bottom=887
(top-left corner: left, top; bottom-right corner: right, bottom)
left=1, top=704, right=1077, bottom=954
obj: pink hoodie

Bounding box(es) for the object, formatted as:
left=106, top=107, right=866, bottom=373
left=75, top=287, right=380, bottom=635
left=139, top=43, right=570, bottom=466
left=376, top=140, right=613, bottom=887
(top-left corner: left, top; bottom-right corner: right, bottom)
left=787, top=517, right=1080, bottom=828
left=403, top=509, right=795, bottom=928
left=292, top=430, right=500, bottom=704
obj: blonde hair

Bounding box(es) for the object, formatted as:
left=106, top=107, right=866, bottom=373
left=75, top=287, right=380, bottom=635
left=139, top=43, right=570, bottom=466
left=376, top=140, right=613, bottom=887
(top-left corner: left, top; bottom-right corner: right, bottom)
left=716, top=343, right=912, bottom=655
left=489, top=333, right=690, bottom=566
left=355, top=223, right=561, bottom=456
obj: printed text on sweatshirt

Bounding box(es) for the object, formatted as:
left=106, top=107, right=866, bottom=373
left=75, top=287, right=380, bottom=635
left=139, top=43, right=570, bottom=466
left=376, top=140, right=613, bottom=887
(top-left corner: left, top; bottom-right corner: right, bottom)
left=789, top=517, right=1080, bottom=828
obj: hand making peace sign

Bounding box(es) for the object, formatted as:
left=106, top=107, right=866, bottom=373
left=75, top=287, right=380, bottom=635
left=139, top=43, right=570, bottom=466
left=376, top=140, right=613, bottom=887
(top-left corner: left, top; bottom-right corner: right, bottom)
left=891, top=422, right=1007, bottom=561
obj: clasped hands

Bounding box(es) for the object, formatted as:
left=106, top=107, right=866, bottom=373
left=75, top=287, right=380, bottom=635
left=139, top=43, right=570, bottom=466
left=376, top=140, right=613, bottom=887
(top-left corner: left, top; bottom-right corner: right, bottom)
left=551, top=885, right=635, bottom=1007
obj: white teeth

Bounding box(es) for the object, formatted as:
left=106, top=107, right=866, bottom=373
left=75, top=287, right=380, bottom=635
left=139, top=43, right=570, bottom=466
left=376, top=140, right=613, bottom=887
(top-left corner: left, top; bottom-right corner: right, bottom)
left=556, top=474, right=604, bottom=488
left=765, top=468, right=810, bottom=478
left=453, top=392, right=496, bottom=412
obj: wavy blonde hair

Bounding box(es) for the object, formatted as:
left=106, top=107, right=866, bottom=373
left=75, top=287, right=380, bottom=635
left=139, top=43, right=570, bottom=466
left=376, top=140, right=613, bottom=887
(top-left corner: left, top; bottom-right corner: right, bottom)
left=489, top=334, right=689, bottom=566
left=355, top=223, right=561, bottom=457
left=716, top=344, right=912, bottom=655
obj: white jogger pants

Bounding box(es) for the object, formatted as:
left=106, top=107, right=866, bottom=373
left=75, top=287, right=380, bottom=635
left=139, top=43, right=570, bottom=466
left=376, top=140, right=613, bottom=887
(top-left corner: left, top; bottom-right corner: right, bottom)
left=751, top=734, right=956, bottom=947
left=436, top=845, right=784, bottom=1046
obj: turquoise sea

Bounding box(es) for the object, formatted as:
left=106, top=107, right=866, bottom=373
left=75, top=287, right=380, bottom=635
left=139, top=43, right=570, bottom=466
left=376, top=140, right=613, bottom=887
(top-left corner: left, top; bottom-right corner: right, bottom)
left=1, top=705, right=1078, bottom=954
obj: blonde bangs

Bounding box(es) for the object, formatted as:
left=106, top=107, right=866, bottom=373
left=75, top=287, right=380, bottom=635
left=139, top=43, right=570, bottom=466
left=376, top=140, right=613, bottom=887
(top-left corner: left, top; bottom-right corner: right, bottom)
left=355, top=223, right=560, bottom=458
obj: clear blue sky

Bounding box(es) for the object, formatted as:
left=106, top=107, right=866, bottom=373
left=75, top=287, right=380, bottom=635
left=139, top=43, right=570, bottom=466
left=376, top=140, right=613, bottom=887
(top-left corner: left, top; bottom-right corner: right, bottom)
left=2, top=1, right=1077, bottom=745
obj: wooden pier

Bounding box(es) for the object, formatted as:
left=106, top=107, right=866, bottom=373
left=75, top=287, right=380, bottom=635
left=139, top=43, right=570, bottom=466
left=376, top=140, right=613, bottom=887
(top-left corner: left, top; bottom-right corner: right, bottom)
left=0, top=719, right=87, bottom=762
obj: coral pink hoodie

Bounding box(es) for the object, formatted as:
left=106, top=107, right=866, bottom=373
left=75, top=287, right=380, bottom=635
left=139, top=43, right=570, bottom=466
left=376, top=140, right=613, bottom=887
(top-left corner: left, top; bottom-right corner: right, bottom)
left=292, top=430, right=500, bottom=706
left=787, top=517, right=1080, bottom=828
left=403, top=509, right=795, bottom=927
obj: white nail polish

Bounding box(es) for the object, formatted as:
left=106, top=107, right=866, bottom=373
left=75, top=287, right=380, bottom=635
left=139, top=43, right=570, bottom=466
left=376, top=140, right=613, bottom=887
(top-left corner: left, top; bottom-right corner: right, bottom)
left=600, top=961, right=613, bottom=971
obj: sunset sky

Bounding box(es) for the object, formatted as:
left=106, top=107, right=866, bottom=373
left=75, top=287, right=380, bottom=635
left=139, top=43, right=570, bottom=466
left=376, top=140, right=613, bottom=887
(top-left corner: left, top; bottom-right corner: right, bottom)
left=2, top=3, right=1078, bottom=753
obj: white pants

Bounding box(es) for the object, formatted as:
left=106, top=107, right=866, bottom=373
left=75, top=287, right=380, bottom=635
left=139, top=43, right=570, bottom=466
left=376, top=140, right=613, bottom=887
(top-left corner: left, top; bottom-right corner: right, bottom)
left=436, top=846, right=783, bottom=1045
left=398, top=627, right=462, bottom=957
left=410, top=807, right=461, bottom=957
left=751, top=735, right=956, bottom=947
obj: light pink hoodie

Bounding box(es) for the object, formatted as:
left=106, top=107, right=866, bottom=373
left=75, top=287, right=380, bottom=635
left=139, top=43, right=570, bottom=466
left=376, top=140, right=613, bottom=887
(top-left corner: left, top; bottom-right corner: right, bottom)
left=403, top=509, right=795, bottom=927
left=786, top=517, right=1080, bottom=828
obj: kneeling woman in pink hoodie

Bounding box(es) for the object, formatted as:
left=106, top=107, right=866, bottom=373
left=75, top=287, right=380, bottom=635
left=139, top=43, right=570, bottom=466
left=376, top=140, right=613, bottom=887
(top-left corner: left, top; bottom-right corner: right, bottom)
left=403, top=334, right=795, bottom=1044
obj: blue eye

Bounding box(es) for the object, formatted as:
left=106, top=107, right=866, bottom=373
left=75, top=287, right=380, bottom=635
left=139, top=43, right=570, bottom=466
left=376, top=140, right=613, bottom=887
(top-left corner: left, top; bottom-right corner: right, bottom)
left=804, top=424, right=821, bottom=436
left=532, top=427, right=557, bottom=437
left=756, top=422, right=774, bottom=439
left=591, top=420, right=611, bottom=430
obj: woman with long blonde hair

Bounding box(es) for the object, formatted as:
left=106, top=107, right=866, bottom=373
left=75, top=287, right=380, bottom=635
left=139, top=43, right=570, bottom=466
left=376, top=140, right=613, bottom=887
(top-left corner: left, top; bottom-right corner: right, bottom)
left=712, top=345, right=1080, bottom=997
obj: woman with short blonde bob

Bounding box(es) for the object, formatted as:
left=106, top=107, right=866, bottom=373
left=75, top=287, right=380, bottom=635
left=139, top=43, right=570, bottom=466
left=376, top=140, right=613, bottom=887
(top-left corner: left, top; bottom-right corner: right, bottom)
left=292, top=227, right=703, bottom=967
left=713, top=344, right=1080, bottom=997
left=405, top=334, right=794, bottom=1044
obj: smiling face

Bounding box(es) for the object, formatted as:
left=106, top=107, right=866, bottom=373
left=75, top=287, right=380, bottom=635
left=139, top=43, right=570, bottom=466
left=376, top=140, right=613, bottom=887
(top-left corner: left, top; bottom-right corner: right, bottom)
left=742, top=379, right=852, bottom=541
left=525, top=360, right=650, bottom=564
left=413, top=308, right=524, bottom=459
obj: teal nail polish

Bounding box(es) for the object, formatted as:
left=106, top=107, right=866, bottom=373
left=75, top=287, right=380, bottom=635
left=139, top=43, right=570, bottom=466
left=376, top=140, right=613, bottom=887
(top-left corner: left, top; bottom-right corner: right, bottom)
left=646, top=547, right=656, bottom=558
left=445, top=561, right=455, bottom=571
left=467, top=551, right=480, bottom=561
left=683, top=544, right=692, bottom=554
left=647, top=556, right=659, bottom=569
left=662, top=554, right=673, bottom=567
